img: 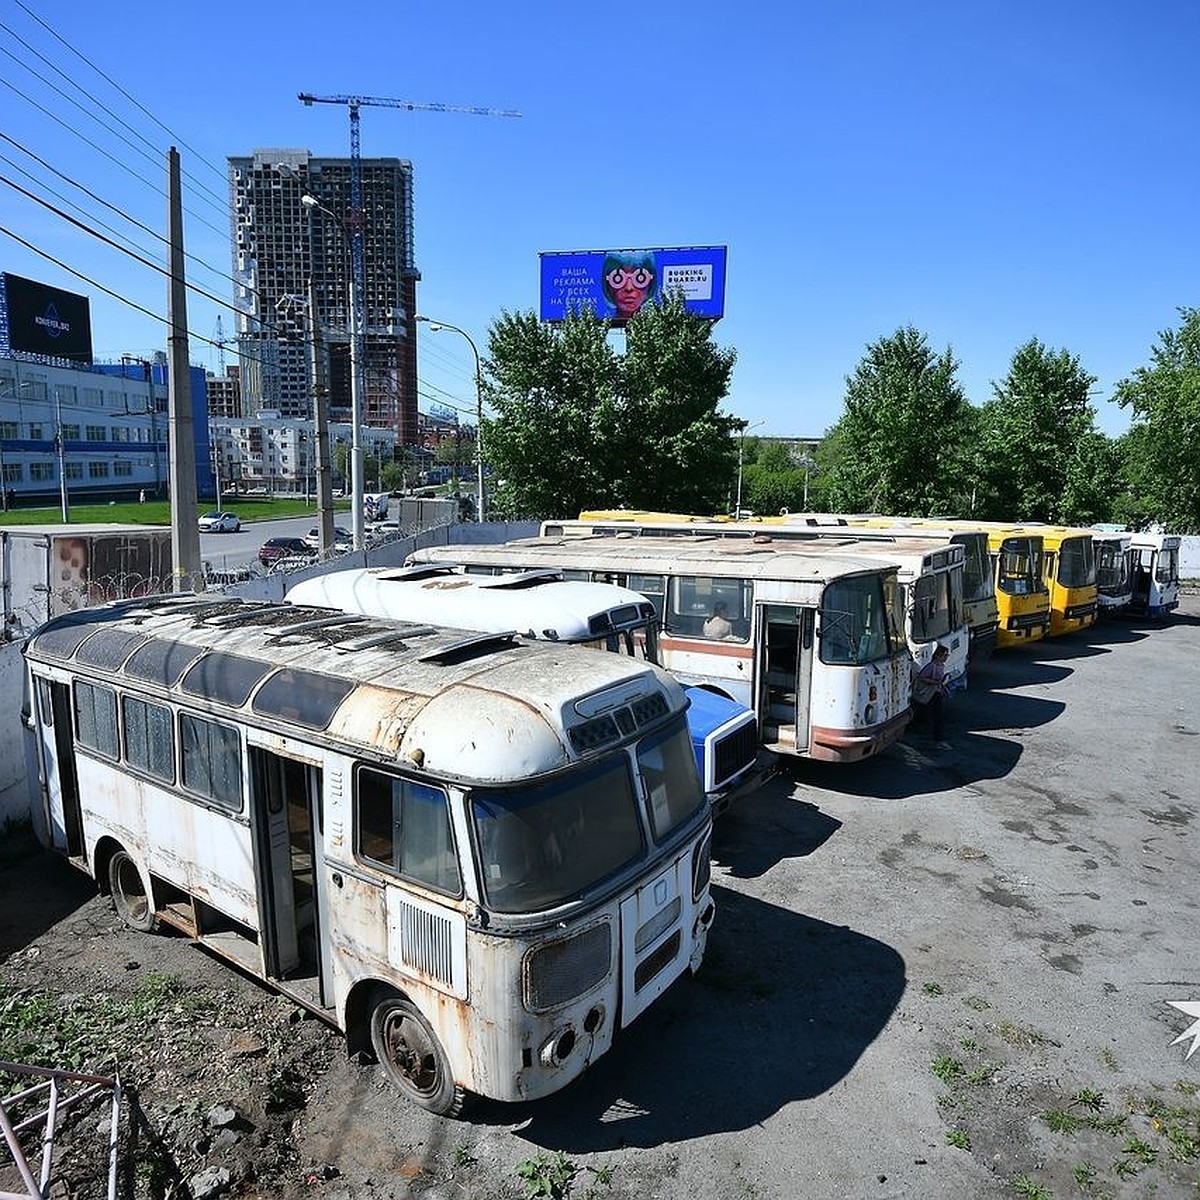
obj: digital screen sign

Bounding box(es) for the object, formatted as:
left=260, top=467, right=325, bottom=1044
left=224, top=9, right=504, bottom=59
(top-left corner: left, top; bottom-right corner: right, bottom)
left=539, top=246, right=727, bottom=324
left=1, top=273, right=94, bottom=363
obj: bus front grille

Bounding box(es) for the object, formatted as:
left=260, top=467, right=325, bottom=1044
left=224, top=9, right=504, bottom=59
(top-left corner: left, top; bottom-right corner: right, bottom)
left=712, top=721, right=758, bottom=791
left=396, top=900, right=456, bottom=987
left=524, top=922, right=612, bottom=1012
left=634, top=930, right=682, bottom=993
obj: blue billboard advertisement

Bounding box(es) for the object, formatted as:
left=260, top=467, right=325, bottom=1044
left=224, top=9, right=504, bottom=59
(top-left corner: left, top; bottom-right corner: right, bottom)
left=539, top=246, right=727, bottom=324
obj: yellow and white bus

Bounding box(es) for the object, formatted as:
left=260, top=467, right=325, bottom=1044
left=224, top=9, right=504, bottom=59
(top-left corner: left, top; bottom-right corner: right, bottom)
left=23, top=594, right=714, bottom=1115
left=408, top=534, right=913, bottom=764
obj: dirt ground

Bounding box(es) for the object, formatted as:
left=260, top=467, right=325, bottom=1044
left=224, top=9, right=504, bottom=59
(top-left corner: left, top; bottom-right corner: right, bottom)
left=2, top=595, right=1199, bottom=1200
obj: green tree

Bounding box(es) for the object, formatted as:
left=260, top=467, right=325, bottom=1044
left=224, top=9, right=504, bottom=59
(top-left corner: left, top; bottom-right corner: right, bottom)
left=1112, top=306, right=1200, bottom=531
left=483, top=299, right=738, bottom=519
left=822, top=326, right=974, bottom=516
left=977, top=339, right=1101, bottom=522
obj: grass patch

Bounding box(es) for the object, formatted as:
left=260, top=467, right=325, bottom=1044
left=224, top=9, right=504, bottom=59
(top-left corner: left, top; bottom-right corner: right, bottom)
left=1071, top=1162, right=1095, bottom=1189
left=931, top=1055, right=965, bottom=1085
left=959, top=1036, right=982, bottom=1054
left=962, top=995, right=990, bottom=1011
left=922, top=981, right=944, bottom=996
left=1044, top=1108, right=1083, bottom=1134
left=1070, top=1087, right=1106, bottom=1112
left=1098, top=1047, right=1118, bottom=1071
left=965, top=1062, right=998, bottom=1085
left=0, top=497, right=349, bottom=529
left=945, top=1129, right=971, bottom=1150
left=1011, top=1174, right=1052, bottom=1199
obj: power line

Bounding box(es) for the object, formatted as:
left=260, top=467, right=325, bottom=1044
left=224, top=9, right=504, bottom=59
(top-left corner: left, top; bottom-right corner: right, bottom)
left=10, top=0, right=228, bottom=190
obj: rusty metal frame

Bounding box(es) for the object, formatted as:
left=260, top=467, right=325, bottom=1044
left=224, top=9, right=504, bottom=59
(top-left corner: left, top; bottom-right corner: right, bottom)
left=0, top=1060, right=120, bottom=1200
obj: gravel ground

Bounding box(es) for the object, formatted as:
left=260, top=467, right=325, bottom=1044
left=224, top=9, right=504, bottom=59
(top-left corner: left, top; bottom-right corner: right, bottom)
left=2, top=595, right=1198, bottom=1200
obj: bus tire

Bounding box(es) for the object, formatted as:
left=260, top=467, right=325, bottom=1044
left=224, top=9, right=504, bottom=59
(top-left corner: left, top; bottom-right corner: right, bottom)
left=109, top=849, right=157, bottom=933
left=368, top=990, right=464, bottom=1117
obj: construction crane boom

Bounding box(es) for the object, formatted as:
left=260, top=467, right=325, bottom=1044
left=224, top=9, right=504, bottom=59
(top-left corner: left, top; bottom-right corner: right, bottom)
left=298, top=92, right=520, bottom=120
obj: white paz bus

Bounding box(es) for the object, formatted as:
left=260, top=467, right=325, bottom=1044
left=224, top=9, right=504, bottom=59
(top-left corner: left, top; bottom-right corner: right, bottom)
left=22, top=594, right=715, bottom=1115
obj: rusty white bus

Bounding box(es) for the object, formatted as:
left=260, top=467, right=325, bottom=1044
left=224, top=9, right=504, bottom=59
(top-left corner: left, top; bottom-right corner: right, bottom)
left=408, top=535, right=912, bottom=764
left=1128, top=532, right=1181, bottom=618
left=551, top=514, right=972, bottom=682
left=286, top=565, right=766, bottom=809
left=559, top=512, right=998, bottom=659
left=22, top=595, right=714, bottom=1116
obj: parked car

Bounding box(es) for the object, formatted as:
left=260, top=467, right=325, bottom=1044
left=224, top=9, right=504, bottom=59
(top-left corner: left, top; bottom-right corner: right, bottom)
left=303, top=526, right=354, bottom=553
left=258, top=537, right=316, bottom=568
left=198, top=511, right=241, bottom=533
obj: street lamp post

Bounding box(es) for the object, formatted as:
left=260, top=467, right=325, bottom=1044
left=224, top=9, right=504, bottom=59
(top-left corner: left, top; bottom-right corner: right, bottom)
left=414, top=315, right=484, bottom=522
left=301, top=193, right=366, bottom=550
left=53, top=383, right=70, bottom=522
left=734, top=419, right=764, bottom=518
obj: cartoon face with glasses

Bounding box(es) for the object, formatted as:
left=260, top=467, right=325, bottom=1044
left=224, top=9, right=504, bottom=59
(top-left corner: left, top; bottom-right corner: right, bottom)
left=602, top=251, right=658, bottom=320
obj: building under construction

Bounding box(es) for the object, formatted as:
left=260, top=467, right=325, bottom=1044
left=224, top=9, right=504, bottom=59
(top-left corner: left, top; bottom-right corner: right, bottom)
left=227, top=148, right=419, bottom=444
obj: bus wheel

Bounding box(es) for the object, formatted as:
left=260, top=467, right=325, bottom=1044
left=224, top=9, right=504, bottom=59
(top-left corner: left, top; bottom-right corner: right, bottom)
left=369, top=991, right=463, bottom=1116
left=109, top=850, right=157, bottom=933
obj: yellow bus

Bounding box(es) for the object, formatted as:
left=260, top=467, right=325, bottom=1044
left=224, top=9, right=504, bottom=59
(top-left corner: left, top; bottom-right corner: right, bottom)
left=1025, top=525, right=1098, bottom=636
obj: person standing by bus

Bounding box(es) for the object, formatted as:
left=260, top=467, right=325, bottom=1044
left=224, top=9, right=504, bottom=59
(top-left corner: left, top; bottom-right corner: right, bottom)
left=912, top=644, right=952, bottom=749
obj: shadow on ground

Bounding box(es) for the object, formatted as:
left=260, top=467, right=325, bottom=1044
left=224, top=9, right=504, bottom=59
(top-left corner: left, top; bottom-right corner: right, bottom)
left=712, top=778, right=841, bottom=878
left=474, top=884, right=905, bottom=1150
left=0, top=837, right=96, bottom=960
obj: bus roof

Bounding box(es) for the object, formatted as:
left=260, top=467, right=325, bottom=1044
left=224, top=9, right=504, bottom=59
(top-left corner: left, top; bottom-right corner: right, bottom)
left=286, top=566, right=656, bottom=643
left=411, top=534, right=901, bottom=582
left=23, top=594, right=685, bottom=785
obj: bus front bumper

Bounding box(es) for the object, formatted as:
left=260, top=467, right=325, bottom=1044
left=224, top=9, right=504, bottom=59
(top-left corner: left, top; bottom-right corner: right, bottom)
left=810, top=709, right=911, bottom=764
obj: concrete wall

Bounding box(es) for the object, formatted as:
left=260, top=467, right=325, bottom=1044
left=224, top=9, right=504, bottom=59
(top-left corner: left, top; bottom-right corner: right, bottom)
left=1180, top=535, right=1200, bottom=579
left=0, top=641, right=32, bottom=825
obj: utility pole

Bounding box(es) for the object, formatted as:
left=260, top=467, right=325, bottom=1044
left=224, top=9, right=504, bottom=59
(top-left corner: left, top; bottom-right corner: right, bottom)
left=307, top=275, right=335, bottom=556
left=166, top=147, right=201, bottom=590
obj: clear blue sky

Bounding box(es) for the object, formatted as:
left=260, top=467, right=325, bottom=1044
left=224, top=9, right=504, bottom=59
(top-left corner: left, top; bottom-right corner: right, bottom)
left=3, top=1, right=1197, bottom=438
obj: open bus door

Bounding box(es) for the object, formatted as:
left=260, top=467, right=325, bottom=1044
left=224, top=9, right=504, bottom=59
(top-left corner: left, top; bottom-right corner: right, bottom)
left=756, top=604, right=815, bottom=755
left=33, top=677, right=84, bottom=858
left=249, top=747, right=333, bottom=1011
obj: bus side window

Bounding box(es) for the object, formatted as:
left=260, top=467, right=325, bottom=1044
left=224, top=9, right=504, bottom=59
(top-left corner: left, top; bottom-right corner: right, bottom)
left=74, top=680, right=119, bottom=760
left=357, top=768, right=462, bottom=896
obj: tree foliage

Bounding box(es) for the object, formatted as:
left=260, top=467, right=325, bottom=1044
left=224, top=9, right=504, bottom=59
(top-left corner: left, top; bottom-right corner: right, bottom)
left=1111, top=306, right=1200, bottom=532
left=821, top=327, right=974, bottom=516
left=975, top=339, right=1102, bottom=522
left=482, top=298, right=738, bottom=520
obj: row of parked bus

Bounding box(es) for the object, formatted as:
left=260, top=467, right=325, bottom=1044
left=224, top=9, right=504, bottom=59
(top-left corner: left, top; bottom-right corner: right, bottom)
left=17, top=510, right=1181, bottom=1120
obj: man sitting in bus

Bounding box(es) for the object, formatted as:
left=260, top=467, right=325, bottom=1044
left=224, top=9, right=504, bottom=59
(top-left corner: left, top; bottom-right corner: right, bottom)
left=703, top=601, right=734, bottom=639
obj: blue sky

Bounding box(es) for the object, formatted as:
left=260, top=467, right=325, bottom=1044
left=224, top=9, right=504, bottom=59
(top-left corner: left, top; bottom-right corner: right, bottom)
left=2, top=1, right=1197, bottom=438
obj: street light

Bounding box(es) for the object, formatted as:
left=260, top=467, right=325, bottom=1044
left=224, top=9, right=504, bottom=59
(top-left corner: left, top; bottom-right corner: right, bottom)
left=414, top=315, right=484, bottom=522
left=734, top=419, right=765, bottom=518
left=301, top=193, right=366, bottom=551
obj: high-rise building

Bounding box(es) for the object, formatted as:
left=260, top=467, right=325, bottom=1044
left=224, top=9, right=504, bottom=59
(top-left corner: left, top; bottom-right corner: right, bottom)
left=227, top=148, right=420, bottom=444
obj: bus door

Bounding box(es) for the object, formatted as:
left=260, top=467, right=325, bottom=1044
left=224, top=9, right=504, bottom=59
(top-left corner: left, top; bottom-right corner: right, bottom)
left=756, top=604, right=815, bottom=754
left=35, top=677, right=84, bottom=858
left=1131, top=548, right=1152, bottom=611
left=249, top=747, right=332, bottom=1008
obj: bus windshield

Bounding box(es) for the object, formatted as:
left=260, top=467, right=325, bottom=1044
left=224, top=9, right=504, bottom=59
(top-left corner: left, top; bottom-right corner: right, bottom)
left=471, top=752, right=645, bottom=914
left=1157, top=547, right=1179, bottom=584
left=998, top=538, right=1043, bottom=595
left=1096, top=542, right=1130, bottom=591
left=955, top=535, right=994, bottom=604
left=819, top=575, right=896, bottom=665
left=1057, top=538, right=1095, bottom=588
left=636, top=723, right=705, bottom=840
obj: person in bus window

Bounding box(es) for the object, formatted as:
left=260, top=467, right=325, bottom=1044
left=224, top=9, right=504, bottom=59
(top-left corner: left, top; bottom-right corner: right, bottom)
left=911, top=644, right=952, bottom=749
left=703, top=601, right=734, bottom=639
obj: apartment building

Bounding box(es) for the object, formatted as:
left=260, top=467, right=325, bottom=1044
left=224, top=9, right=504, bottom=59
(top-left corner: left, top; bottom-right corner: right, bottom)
left=228, top=148, right=420, bottom=444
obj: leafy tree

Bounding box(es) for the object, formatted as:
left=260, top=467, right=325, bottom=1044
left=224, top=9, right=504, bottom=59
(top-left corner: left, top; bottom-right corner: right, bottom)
left=976, top=339, right=1101, bottom=522
left=822, top=326, right=974, bottom=516
left=1112, top=306, right=1200, bottom=531
left=483, top=299, right=738, bottom=519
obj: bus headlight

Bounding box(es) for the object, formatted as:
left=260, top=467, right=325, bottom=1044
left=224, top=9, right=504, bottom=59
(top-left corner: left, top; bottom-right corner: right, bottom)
left=864, top=703, right=878, bottom=725
left=539, top=1024, right=578, bottom=1067
left=692, top=829, right=712, bottom=901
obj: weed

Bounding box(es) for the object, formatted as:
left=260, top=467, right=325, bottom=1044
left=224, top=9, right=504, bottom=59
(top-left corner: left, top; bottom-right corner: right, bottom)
left=923, top=981, right=944, bottom=996
left=1099, top=1047, right=1118, bottom=1071
left=932, top=1055, right=965, bottom=1084
left=1166, top=1125, right=1200, bottom=1162
left=581, top=1164, right=615, bottom=1198
left=966, top=1063, right=998, bottom=1085
left=959, top=1036, right=982, bottom=1054
left=1175, top=1079, right=1199, bottom=1097
left=946, top=1129, right=971, bottom=1150
left=936, top=1093, right=959, bottom=1110
left=1012, top=1174, right=1053, bottom=1199
left=453, top=1145, right=478, bottom=1170
left=1045, top=1109, right=1083, bottom=1134
left=1112, top=1157, right=1139, bottom=1178
left=998, top=1020, right=1050, bottom=1048
left=963, top=995, right=990, bottom=1011
left=516, top=1151, right=577, bottom=1200
left=1122, top=1137, right=1157, bottom=1165
left=1071, top=1087, right=1106, bottom=1112
left=1071, top=1162, right=1096, bottom=1189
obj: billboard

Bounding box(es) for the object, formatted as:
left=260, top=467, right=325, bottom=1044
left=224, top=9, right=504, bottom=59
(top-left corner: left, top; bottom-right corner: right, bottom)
left=1, top=273, right=94, bottom=363
left=539, top=246, right=727, bottom=324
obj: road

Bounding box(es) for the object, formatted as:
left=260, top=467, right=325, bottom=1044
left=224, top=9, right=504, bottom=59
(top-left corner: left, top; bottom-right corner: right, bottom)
left=198, top=513, right=321, bottom=571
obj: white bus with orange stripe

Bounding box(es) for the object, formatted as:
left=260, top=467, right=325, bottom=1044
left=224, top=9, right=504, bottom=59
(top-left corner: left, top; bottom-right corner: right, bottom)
left=407, top=535, right=912, bottom=764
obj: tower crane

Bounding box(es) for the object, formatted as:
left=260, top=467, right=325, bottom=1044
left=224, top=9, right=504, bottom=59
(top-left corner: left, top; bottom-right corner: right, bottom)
left=212, top=314, right=231, bottom=375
